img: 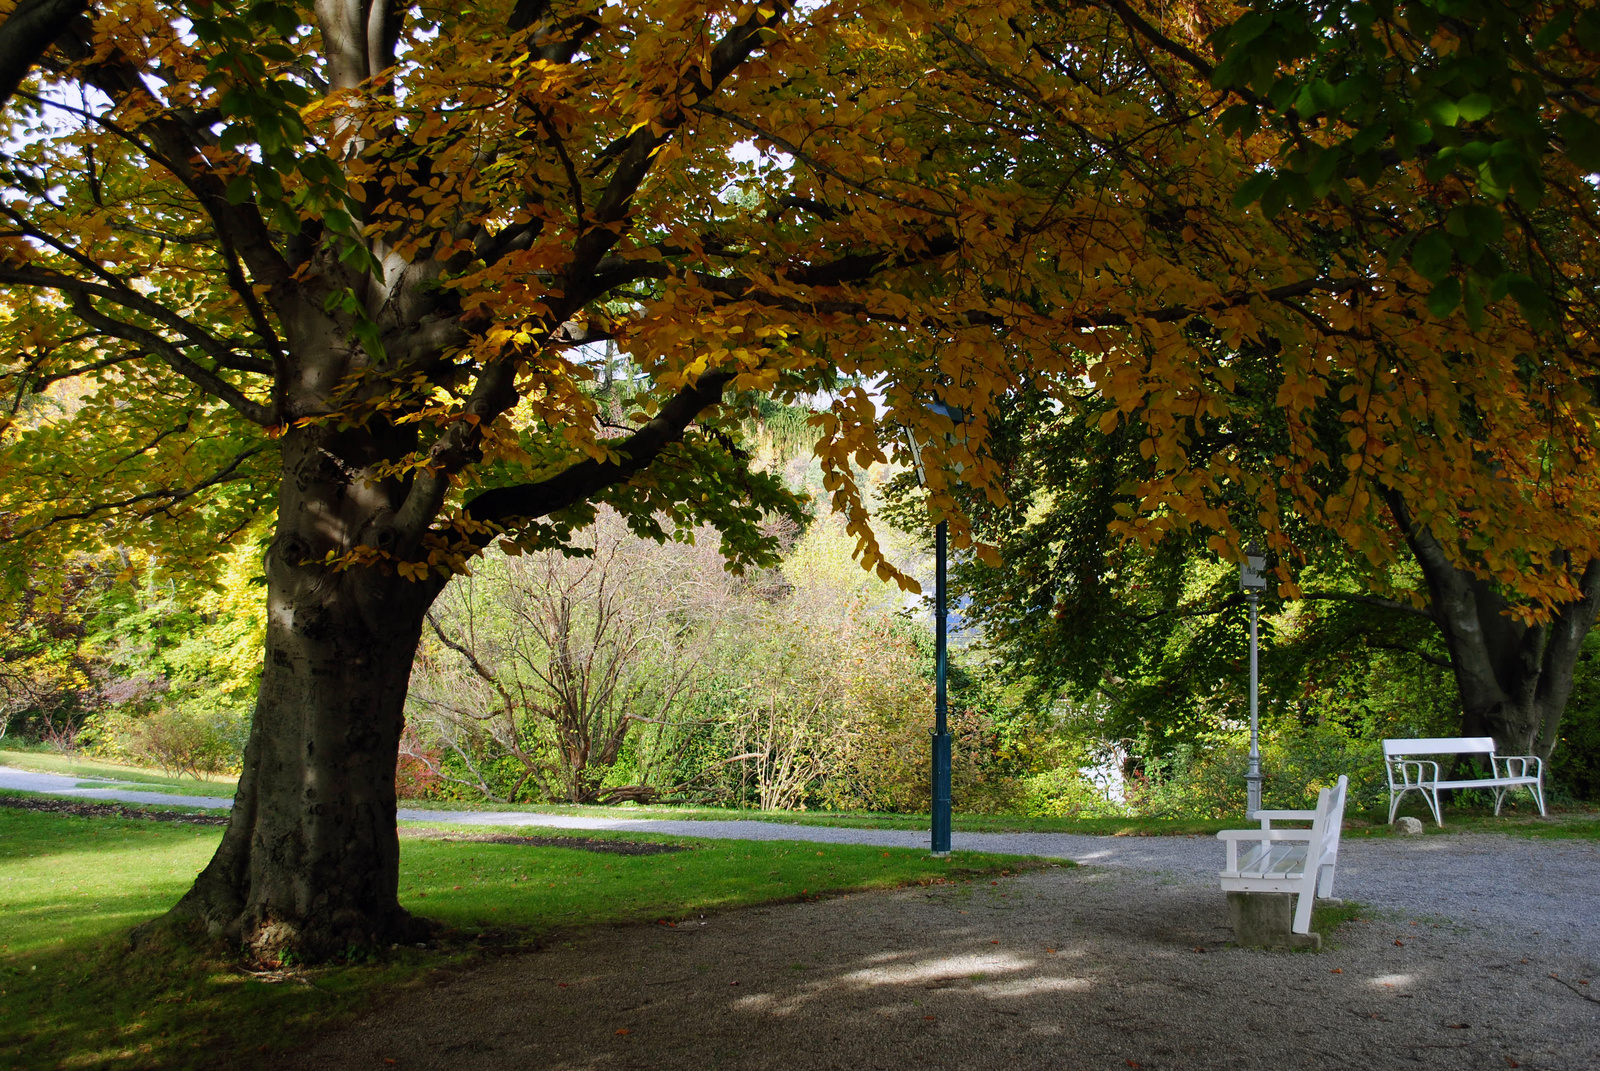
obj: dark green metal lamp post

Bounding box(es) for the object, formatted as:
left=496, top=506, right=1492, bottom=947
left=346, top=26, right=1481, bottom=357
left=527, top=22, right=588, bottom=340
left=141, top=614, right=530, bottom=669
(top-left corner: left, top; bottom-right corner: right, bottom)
left=902, top=401, right=963, bottom=857
left=1240, top=542, right=1267, bottom=817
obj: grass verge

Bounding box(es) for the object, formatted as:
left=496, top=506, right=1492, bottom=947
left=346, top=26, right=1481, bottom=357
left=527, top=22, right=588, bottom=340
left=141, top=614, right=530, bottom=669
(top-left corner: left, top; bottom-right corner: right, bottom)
left=0, top=807, right=1047, bottom=1069
left=0, top=746, right=237, bottom=798
left=1309, top=898, right=1368, bottom=948
left=1347, top=804, right=1600, bottom=839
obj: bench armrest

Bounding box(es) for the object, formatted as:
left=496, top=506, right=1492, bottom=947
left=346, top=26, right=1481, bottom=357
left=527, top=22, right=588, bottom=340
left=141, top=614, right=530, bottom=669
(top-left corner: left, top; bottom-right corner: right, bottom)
left=1388, top=758, right=1440, bottom=787
left=1493, top=753, right=1542, bottom=780
left=1253, top=808, right=1315, bottom=828
left=1217, top=829, right=1315, bottom=842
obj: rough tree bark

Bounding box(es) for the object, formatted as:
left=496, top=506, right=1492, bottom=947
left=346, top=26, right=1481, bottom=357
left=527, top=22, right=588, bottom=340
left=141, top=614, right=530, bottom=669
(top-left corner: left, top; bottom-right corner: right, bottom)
left=1386, top=490, right=1600, bottom=759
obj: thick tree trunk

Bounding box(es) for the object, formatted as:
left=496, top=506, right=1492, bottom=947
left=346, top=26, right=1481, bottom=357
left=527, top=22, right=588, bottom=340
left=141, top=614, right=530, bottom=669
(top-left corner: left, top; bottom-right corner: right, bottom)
left=167, top=427, right=440, bottom=960
left=1388, top=491, right=1600, bottom=760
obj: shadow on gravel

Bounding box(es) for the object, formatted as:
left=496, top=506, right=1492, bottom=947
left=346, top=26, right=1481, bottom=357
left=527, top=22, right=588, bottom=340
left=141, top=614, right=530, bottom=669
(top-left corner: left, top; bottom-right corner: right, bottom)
left=292, top=864, right=1600, bottom=1071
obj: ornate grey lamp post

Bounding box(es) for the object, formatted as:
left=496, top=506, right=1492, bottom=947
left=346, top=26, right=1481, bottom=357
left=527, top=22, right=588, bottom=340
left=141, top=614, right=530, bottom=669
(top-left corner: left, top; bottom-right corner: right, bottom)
left=1240, top=543, right=1267, bottom=817
left=901, top=401, right=962, bottom=856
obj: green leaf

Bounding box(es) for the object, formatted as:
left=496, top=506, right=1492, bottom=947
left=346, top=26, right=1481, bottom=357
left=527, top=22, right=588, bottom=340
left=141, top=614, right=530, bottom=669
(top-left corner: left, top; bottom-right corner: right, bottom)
left=1426, top=276, right=1461, bottom=318
left=1259, top=176, right=1290, bottom=218
left=1505, top=275, right=1552, bottom=326
left=1411, top=231, right=1454, bottom=282
left=1533, top=9, right=1574, bottom=50
left=1384, top=231, right=1415, bottom=267
left=1451, top=232, right=1484, bottom=265
left=1423, top=99, right=1459, bottom=127
left=1219, top=104, right=1258, bottom=136
left=1232, top=171, right=1272, bottom=211
left=1455, top=93, right=1493, bottom=123
left=1307, top=148, right=1344, bottom=195
left=1462, top=277, right=1486, bottom=330
left=1462, top=203, right=1503, bottom=242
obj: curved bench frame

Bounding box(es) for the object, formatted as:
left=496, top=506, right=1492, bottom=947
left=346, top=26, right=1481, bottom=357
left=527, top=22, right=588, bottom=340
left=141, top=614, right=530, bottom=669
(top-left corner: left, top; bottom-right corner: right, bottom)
left=1383, top=737, right=1545, bottom=826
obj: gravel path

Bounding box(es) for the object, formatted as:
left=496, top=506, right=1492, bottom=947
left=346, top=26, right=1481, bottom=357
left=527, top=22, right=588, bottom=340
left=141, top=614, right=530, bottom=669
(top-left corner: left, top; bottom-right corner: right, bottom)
left=295, top=854, right=1600, bottom=1071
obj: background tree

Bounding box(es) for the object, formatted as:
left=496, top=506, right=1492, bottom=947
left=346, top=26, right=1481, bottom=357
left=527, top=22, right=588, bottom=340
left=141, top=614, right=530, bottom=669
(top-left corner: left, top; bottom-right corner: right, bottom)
left=410, top=508, right=718, bottom=803
left=917, top=1, right=1600, bottom=759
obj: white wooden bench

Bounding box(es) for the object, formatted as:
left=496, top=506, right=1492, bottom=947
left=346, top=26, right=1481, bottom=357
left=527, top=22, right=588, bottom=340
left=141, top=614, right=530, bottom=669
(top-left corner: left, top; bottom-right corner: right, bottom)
left=1218, top=775, right=1347, bottom=936
left=1384, top=737, right=1545, bottom=826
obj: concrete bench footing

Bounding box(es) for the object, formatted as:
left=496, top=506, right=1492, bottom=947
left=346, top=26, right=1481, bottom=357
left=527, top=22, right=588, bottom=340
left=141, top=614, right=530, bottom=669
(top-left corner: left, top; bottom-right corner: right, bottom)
left=1227, top=892, right=1321, bottom=950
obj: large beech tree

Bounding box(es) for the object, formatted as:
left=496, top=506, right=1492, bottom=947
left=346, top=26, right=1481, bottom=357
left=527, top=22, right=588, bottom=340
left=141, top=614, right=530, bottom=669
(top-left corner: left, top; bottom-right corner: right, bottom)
left=1, top=0, right=1596, bottom=960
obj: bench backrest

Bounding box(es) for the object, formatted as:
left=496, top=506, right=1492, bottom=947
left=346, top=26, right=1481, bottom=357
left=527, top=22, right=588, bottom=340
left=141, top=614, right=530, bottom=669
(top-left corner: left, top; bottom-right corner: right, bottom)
left=1311, top=775, right=1348, bottom=869
left=1383, top=736, right=1497, bottom=758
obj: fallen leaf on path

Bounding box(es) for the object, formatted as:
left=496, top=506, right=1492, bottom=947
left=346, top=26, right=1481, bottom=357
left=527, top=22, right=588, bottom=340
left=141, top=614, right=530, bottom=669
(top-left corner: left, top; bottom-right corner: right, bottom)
left=1394, top=940, right=1405, bottom=946
left=615, top=1029, right=631, bottom=1036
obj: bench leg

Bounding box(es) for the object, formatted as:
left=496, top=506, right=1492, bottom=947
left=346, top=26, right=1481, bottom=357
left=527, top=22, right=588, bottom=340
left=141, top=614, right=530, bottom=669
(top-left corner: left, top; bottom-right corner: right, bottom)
left=1423, top=785, right=1443, bottom=826
left=1493, top=786, right=1508, bottom=816
left=1292, top=887, right=1315, bottom=935
left=1532, top=779, right=1547, bottom=817
left=1388, top=787, right=1407, bottom=824
left=1315, top=862, right=1336, bottom=899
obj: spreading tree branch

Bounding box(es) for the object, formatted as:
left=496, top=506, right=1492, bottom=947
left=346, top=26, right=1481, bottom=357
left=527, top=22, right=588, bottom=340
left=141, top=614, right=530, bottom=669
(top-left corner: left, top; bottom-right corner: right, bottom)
left=461, top=370, right=736, bottom=532
left=0, top=443, right=270, bottom=543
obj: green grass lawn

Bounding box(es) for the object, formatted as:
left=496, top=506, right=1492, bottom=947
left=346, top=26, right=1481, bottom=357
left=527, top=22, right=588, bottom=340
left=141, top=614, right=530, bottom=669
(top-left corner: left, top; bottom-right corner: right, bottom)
left=0, top=745, right=238, bottom=798
left=0, top=806, right=1044, bottom=1070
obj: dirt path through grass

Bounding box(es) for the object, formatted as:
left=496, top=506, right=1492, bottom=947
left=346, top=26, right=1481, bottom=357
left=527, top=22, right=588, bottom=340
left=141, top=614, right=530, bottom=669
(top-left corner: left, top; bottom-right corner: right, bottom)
left=295, top=846, right=1600, bottom=1071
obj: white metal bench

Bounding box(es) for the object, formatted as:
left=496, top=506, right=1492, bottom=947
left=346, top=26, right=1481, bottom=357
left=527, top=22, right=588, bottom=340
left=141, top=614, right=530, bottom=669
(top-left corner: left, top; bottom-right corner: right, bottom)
left=1383, top=736, right=1545, bottom=826
left=1218, top=775, right=1347, bottom=936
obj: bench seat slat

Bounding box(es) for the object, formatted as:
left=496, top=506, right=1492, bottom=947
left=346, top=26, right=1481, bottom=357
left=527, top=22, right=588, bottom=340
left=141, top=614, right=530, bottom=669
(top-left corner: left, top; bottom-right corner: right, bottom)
left=1233, top=843, right=1307, bottom=879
